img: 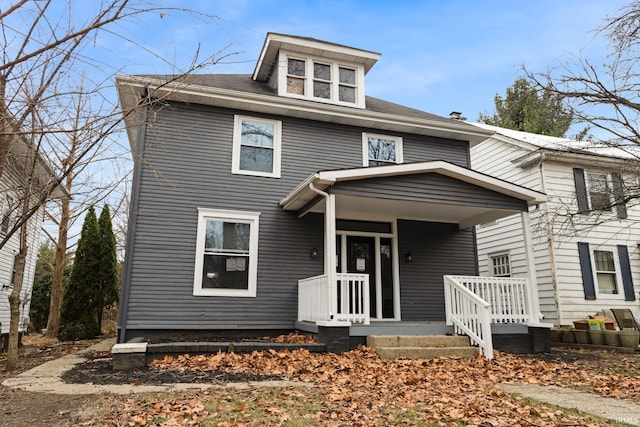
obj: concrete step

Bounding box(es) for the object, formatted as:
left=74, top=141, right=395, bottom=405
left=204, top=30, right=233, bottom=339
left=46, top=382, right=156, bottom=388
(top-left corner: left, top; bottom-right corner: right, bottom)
left=373, top=345, right=478, bottom=360
left=366, top=334, right=470, bottom=348
left=366, top=335, right=477, bottom=360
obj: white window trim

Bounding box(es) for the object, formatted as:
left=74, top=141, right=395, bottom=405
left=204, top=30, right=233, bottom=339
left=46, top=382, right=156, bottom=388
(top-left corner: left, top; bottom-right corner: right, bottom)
left=489, top=251, right=511, bottom=277
left=277, top=50, right=366, bottom=108
left=193, top=208, right=260, bottom=297
left=232, top=115, right=282, bottom=178
left=362, top=133, right=403, bottom=167
left=591, top=247, right=623, bottom=297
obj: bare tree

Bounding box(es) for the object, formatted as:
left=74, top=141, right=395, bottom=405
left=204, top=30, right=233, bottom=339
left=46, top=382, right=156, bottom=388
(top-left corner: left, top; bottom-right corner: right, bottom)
left=1, top=1, right=235, bottom=369
left=524, top=1, right=640, bottom=229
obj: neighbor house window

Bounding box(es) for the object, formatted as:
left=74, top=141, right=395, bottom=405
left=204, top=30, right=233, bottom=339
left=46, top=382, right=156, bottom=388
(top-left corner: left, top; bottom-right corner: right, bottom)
left=363, top=133, right=403, bottom=166
left=593, top=250, right=618, bottom=294
left=587, top=172, right=611, bottom=210
left=232, top=116, right=282, bottom=178
left=279, top=52, right=365, bottom=107
left=193, top=208, right=260, bottom=297
left=490, top=253, right=511, bottom=277
left=1, top=195, right=13, bottom=235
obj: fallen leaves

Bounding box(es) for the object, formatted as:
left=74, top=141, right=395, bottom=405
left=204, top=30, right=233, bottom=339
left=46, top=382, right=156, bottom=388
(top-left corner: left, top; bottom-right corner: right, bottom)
left=68, top=346, right=640, bottom=426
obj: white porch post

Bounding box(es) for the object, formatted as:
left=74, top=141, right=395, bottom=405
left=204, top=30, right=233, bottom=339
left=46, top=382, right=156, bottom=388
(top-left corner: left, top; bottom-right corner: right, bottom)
left=521, top=210, right=542, bottom=323
left=325, top=194, right=337, bottom=319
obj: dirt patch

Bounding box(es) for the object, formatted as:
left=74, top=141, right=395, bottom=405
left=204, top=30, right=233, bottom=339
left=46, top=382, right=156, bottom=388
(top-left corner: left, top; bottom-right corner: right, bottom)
left=61, top=358, right=282, bottom=385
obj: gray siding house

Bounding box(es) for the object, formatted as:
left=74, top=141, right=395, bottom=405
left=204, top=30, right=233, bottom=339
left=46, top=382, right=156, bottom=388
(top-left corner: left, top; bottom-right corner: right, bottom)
left=116, top=33, right=547, bottom=356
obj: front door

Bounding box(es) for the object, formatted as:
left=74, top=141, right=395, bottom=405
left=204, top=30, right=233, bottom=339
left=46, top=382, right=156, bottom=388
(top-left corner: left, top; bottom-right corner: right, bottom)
left=337, top=234, right=396, bottom=319
left=347, top=236, right=376, bottom=317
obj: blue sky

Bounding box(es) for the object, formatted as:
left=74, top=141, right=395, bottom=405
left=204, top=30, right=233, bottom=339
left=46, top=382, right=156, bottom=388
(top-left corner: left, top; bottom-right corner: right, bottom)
left=99, top=0, right=627, bottom=125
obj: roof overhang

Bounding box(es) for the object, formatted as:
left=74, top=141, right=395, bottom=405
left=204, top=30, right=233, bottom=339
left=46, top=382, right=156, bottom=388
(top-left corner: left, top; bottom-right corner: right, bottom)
left=513, top=148, right=640, bottom=169
left=116, top=75, right=495, bottom=153
left=252, top=33, right=381, bottom=81
left=280, top=161, right=546, bottom=229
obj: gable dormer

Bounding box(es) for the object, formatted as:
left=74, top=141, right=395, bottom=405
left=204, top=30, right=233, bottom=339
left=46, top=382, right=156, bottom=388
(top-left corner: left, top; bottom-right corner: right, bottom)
left=252, top=33, right=380, bottom=109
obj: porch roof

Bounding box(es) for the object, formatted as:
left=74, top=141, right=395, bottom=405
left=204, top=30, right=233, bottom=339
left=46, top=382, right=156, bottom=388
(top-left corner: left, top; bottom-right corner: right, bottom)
left=279, top=161, right=547, bottom=228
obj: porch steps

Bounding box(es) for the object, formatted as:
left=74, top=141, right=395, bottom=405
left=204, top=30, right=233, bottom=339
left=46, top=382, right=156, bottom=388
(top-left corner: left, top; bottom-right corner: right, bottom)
left=367, top=335, right=477, bottom=360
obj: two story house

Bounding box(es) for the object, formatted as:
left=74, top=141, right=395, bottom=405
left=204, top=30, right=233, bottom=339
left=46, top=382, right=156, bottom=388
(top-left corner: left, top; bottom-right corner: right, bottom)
left=115, top=33, right=548, bottom=356
left=471, top=122, right=640, bottom=327
left=0, top=134, right=65, bottom=346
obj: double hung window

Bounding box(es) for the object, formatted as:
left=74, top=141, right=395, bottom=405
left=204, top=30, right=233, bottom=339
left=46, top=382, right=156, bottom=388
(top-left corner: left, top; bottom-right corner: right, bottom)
left=593, top=250, right=618, bottom=294
left=232, top=116, right=281, bottom=178
left=193, top=209, right=260, bottom=297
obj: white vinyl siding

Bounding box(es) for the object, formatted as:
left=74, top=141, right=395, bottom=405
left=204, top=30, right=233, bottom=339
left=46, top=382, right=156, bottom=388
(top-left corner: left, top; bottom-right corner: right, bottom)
left=473, top=134, right=640, bottom=325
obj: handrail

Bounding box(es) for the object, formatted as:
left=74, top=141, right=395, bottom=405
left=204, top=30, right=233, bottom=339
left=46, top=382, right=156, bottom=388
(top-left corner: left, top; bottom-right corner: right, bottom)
left=298, top=273, right=370, bottom=325
left=444, top=275, right=494, bottom=359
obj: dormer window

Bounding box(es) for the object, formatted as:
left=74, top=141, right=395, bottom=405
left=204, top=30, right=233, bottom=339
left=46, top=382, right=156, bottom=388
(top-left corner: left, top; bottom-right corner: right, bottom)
left=279, top=52, right=365, bottom=107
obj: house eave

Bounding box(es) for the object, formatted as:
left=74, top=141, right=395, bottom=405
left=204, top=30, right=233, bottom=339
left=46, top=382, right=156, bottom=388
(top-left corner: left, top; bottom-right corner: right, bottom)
left=513, top=149, right=640, bottom=169
left=116, top=75, right=495, bottom=153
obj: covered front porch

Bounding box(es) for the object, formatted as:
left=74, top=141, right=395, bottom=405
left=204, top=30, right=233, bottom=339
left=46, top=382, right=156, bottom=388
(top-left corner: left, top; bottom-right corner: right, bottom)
left=280, top=161, right=548, bottom=358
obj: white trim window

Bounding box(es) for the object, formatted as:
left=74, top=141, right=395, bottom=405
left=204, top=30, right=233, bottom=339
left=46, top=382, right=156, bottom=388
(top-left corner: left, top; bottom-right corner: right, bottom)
left=490, top=252, right=511, bottom=277
left=1, top=194, right=13, bottom=235
left=279, top=51, right=365, bottom=107
left=362, top=133, right=403, bottom=167
left=232, top=116, right=282, bottom=178
left=193, top=208, right=260, bottom=297
left=593, top=250, right=618, bottom=294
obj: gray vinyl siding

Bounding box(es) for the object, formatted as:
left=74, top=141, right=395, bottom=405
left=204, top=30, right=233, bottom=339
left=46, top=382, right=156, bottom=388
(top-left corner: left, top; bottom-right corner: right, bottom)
left=397, top=220, right=477, bottom=321
left=122, top=102, right=475, bottom=335
left=332, top=174, right=527, bottom=211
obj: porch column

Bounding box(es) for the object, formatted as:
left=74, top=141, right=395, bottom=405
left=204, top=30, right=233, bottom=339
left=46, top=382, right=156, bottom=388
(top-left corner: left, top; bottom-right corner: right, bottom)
left=325, top=194, right=337, bottom=318
left=520, top=210, right=542, bottom=323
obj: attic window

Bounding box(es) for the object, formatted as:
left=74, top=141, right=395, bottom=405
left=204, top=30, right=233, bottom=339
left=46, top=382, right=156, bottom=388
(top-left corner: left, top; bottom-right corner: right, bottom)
left=279, top=51, right=365, bottom=107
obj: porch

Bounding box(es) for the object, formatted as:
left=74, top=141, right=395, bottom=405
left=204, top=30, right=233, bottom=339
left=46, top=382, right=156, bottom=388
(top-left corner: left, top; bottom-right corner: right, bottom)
left=297, top=274, right=546, bottom=358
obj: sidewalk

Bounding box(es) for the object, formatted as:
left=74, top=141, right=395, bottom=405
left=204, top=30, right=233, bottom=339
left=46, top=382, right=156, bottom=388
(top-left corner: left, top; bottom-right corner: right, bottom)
left=3, top=339, right=640, bottom=425
left=1, top=338, right=298, bottom=395
left=500, top=383, right=640, bottom=426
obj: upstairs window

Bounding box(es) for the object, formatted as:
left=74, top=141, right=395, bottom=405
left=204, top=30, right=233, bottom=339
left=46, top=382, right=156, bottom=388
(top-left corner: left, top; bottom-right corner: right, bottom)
left=363, top=133, right=403, bottom=167
left=586, top=172, right=611, bottom=210
left=573, top=168, right=627, bottom=218
left=232, top=116, right=282, bottom=178
left=279, top=52, right=365, bottom=107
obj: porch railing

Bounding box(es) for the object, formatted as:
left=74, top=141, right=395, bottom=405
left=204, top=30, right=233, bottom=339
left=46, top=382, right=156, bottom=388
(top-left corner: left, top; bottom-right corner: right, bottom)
left=450, top=275, right=530, bottom=324
left=443, top=275, right=494, bottom=359
left=298, top=273, right=370, bottom=325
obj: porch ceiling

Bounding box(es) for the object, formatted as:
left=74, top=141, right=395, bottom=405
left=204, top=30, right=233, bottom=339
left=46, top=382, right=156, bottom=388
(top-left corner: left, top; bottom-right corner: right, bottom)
left=279, top=161, right=546, bottom=229
left=302, top=194, right=523, bottom=229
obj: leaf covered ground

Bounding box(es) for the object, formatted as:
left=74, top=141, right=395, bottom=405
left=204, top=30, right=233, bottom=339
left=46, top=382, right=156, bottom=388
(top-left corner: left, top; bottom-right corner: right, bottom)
left=70, top=346, right=640, bottom=426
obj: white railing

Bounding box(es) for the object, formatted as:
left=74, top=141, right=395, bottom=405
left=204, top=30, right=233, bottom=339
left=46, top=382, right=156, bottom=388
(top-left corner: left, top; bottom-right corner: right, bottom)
left=451, top=275, right=530, bottom=324
left=298, top=273, right=370, bottom=325
left=444, top=275, right=494, bottom=359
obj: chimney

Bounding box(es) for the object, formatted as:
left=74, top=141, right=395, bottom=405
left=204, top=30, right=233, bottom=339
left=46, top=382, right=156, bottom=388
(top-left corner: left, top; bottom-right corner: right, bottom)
left=449, top=111, right=466, bottom=121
